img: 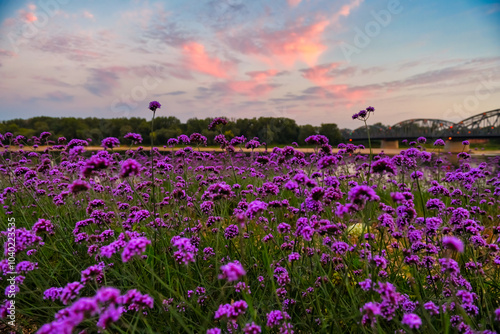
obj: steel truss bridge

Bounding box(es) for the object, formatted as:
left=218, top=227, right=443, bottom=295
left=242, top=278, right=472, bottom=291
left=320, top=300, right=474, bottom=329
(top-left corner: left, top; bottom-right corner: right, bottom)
left=344, top=108, right=500, bottom=141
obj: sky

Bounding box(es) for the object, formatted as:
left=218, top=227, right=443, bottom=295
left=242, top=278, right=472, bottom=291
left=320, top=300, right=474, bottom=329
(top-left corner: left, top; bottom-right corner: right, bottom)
left=0, top=0, right=499, bottom=129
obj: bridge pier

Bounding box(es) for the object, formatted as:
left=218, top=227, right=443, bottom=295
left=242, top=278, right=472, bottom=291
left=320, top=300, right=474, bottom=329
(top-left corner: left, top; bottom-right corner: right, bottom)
left=380, top=140, right=399, bottom=149
left=444, top=141, right=469, bottom=153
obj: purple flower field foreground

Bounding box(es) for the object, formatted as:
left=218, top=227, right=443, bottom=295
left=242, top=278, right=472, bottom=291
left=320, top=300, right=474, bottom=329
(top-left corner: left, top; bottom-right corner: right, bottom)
left=1, top=106, right=500, bottom=333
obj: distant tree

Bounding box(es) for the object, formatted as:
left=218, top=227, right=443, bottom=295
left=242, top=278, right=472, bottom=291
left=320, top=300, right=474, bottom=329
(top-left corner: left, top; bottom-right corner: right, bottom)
left=298, top=124, right=318, bottom=144
left=87, top=128, right=103, bottom=143
left=155, top=116, right=181, bottom=130
left=0, top=116, right=358, bottom=147
left=319, top=123, right=342, bottom=145
left=186, top=118, right=209, bottom=134
left=156, top=128, right=182, bottom=144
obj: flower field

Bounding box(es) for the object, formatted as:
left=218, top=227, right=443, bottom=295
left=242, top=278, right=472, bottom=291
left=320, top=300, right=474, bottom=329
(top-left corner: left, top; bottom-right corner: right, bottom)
left=1, top=106, right=500, bottom=333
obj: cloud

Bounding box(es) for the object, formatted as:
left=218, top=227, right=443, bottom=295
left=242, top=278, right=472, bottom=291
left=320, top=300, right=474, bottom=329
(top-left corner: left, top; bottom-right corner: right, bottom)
left=180, top=42, right=236, bottom=78
left=28, top=91, right=74, bottom=103
left=487, top=3, right=500, bottom=14
left=32, top=34, right=105, bottom=62
left=156, top=90, right=186, bottom=96
left=0, top=49, right=16, bottom=58
left=2, top=18, right=16, bottom=27
left=213, top=80, right=280, bottom=97
left=295, top=56, right=500, bottom=105
left=300, top=63, right=341, bottom=85
left=300, top=63, right=360, bottom=85
left=83, top=11, right=94, bottom=20
left=193, top=68, right=282, bottom=98
left=225, top=17, right=330, bottom=67
left=24, top=12, right=37, bottom=22
left=120, top=7, right=156, bottom=27
left=302, top=83, right=369, bottom=101
left=331, top=0, right=363, bottom=24
left=287, top=0, right=302, bottom=8
left=46, top=91, right=73, bottom=102
left=32, top=76, right=74, bottom=88
left=200, top=0, right=249, bottom=30
left=141, top=21, right=193, bottom=50
left=245, top=69, right=287, bottom=80
left=83, top=68, right=124, bottom=96
left=82, top=64, right=173, bottom=97
left=380, top=58, right=500, bottom=91
left=18, top=3, right=38, bottom=22
left=162, top=62, right=195, bottom=80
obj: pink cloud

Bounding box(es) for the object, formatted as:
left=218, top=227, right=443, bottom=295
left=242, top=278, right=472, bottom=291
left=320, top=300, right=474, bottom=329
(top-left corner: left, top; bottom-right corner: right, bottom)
left=2, top=18, right=16, bottom=27
left=0, top=49, right=16, bottom=58
left=332, top=0, right=363, bottom=24
left=198, top=68, right=282, bottom=98
left=287, top=0, right=302, bottom=7
left=226, top=18, right=330, bottom=67
left=301, top=63, right=341, bottom=85
left=83, top=11, right=94, bottom=20
left=181, top=42, right=236, bottom=78
left=245, top=69, right=280, bottom=80
left=18, top=3, right=38, bottom=23
left=304, top=83, right=371, bottom=102
left=211, top=68, right=283, bottom=97
left=224, top=80, right=277, bottom=97
left=24, top=12, right=37, bottom=22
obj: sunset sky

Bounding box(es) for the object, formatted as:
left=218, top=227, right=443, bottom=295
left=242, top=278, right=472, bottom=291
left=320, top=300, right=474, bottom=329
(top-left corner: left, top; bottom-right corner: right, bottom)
left=0, top=0, right=499, bottom=129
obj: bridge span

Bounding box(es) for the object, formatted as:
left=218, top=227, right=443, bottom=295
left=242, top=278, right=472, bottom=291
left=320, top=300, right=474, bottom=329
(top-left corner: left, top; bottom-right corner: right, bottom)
left=342, top=108, right=500, bottom=151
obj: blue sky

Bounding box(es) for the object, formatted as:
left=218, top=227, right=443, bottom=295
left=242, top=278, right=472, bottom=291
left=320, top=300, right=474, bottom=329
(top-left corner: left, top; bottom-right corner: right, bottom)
left=0, top=0, right=499, bottom=128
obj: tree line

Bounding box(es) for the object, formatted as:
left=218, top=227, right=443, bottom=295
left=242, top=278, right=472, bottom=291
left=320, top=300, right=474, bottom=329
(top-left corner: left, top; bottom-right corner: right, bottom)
left=0, top=116, right=344, bottom=146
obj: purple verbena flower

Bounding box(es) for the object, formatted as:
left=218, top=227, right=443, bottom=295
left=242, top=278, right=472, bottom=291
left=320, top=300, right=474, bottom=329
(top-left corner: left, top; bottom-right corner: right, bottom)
left=120, top=159, right=141, bottom=178
left=401, top=313, right=421, bottom=329
left=121, top=237, right=151, bottom=262
left=149, top=101, right=161, bottom=112
left=442, top=236, right=464, bottom=253
left=219, top=261, right=246, bottom=281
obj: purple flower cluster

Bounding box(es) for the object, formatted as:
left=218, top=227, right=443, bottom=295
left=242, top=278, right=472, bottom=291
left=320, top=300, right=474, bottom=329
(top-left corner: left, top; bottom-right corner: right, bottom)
left=120, top=159, right=141, bottom=178
left=121, top=237, right=151, bottom=262
left=214, top=300, right=247, bottom=321
left=3, top=104, right=500, bottom=333
left=101, top=137, right=120, bottom=149
left=124, top=132, right=143, bottom=144
left=39, top=287, right=153, bottom=333
left=171, top=236, right=197, bottom=265
left=149, top=100, right=161, bottom=112
left=219, top=261, right=246, bottom=281
left=352, top=106, right=375, bottom=120
left=208, top=117, right=228, bottom=130
left=68, top=180, right=90, bottom=194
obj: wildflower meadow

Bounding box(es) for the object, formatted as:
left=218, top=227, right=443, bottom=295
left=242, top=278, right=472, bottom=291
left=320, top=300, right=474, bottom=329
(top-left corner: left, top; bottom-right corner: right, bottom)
left=1, top=103, right=500, bottom=333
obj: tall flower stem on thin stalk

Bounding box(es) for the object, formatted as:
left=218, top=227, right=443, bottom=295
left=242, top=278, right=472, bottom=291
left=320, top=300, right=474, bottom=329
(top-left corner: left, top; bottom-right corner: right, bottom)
left=364, top=119, right=373, bottom=184
left=150, top=110, right=156, bottom=217
left=352, top=106, right=375, bottom=184
left=148, top=100, right=161, bottom=288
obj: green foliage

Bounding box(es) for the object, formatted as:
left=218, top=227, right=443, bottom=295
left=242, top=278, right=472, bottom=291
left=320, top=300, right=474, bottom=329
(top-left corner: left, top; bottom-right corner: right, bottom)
left=319, top=123, right=343, bottom=145
left=0, top=116, right=343, bottom=147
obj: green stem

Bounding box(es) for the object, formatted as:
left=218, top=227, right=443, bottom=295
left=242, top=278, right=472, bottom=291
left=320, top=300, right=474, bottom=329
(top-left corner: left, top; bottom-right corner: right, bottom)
left=150, top=110, right=157, bottom=289
left=364, top=120, right=373, bottom=184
